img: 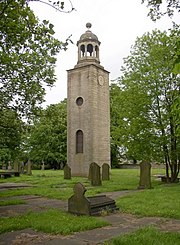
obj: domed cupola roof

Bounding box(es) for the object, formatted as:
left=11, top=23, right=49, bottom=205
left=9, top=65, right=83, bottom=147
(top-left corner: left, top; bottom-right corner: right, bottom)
left=75, top=23, right=103, bottom=68
left=77, top=23, right=100, bottom=45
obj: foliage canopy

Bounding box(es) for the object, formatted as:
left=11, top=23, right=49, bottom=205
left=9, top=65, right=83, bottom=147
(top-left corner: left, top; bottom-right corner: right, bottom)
left=0, top=0, right=67, bottom=120
left=110, top=26, right=180, bottom=182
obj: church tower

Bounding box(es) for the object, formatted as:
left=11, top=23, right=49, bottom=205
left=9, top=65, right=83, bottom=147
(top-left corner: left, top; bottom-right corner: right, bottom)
left=67, top=23, right=110, bottom=177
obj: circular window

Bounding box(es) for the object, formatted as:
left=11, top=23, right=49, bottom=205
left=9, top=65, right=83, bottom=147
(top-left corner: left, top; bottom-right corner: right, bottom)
left=76, top=97, right=83, bottom=106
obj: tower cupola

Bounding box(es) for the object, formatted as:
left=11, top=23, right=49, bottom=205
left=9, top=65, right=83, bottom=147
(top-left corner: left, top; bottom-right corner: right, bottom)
left=76, top=23, right=101, bottom=67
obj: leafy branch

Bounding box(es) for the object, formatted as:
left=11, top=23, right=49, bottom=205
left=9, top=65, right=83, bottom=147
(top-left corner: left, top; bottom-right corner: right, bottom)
left=27, top=0, right=75, bottom=13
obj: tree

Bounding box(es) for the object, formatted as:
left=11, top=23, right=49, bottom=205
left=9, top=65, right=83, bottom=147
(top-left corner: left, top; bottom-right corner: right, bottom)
left=0, top=0, right=72, bottom=163
left=0, top=0, right=68, bottom=120
left=28, top=0, right=75, bottom=13
left=27, top=100, right=67, bottom=168
left=142, top=1, right=180, bottom=74
left=142, top=0, right=180, bottom=21
left=111, top=26, right=180, bottom=182
left=0, top=108, right=23, bottom=164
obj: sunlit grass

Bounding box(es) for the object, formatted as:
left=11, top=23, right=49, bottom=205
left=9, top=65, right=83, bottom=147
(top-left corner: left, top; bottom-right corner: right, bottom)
left=1, top=168, right=180, bottom=220
left=0, top=199, right=26, bottom=206
left=117, top=183, right=180, bottom=219
left=0, top=168, right=166, bottom=199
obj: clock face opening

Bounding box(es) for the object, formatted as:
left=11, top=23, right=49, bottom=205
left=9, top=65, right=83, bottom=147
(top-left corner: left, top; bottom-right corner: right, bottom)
left=98, top=75, right=104, bottom=86
left=76, top=97, right=83, bottom=106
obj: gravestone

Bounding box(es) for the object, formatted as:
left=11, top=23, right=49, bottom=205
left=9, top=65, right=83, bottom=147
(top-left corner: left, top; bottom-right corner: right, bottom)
left=60, top=162, right=64, bottom=170
left=102, top=163, right=110, bottom=181
left=41, top=162, right=45, bottom=170
left=20, top=162, right=24, bottom=174
left=68, top=182, right=119, bottom=216
left=68, top=182, right=89, bottom=215
left=64, top=164, right=71, bottom=179
left=13, top=162, right=19, bottom=172
left=7, top=161, right=12, bottom=170
left=2, top=162, right=6, bottom=170
left=138, top=161, right=151, bottom=189
left=27, top=160, right=32, bottom=175
left=89, top=162, right=102, bottom=186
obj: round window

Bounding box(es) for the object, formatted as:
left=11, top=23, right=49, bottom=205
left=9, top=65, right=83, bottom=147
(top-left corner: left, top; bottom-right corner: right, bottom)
left=76, top=97, right=83, bottom=106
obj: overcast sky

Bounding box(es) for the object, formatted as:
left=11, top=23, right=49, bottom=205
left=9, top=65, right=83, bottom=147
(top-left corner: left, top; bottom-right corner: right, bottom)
left=29, top=0, right=179, bottom=107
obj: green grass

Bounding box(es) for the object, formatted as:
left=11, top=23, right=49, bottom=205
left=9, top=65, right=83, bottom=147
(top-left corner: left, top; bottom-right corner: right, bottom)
left=117, top=184, right=180, bottom=219
left=1, top=168, right=180, bottom=238
left=105, top=226, right=180, bottom=245
left=1, top=169, right=179, bottom=216
left=0, top=169, right=177, bottom=194
left=0, top=199, right=26, bottom=206
left=0, top=209, right=109, bottom=235
left=0, top=168, right=163, bottom=199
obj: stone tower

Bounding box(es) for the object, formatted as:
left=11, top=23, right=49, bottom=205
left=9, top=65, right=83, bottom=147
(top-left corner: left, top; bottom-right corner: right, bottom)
left=67, top=23, right=110, bottom=177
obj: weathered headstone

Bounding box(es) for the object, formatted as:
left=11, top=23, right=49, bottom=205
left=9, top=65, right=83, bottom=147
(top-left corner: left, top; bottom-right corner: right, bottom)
left=13, top=162, right=19, bottom=172
left=60, top=162, right=64, bottom=170
left=2, top=162, right=6, bottom=170
left=102, top=163, right=110, bottom=181
left=68, top=182, right=119, bottom=216
left=64, top=164, right=71, bottom=179
left=20, top=162, right=24, bottom=174
left=7, top=161, right=12, bottom=170
left=41, top=162, right=45, bottom=170
left=138, top=161, right=151, bottom=189
left=89, top=162, right=102, bottom=186
left=68, top=182, right=90, bottom=215
left=27, top=160, right=32, bottom=175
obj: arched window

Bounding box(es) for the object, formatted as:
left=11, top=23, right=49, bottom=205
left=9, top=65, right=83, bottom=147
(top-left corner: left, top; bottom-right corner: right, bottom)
left=76, top=130, right=83, bottom=153
left=87, top=44, right=93, bottom=56
left=80, top=45, right=85, bottom=57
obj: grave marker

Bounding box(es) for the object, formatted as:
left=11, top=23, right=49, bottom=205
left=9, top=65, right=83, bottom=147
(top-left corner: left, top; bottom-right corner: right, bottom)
left=102, top=163, right=110, bottom=181
left=138, top=161, right=151, bottom=189
left=68, top=182, right=118, bottom=216
left=89, top=162, right=102, bottom=186
left=27, top=160, right=32, bottom=175
left=64, top=164, right=71, bottom=179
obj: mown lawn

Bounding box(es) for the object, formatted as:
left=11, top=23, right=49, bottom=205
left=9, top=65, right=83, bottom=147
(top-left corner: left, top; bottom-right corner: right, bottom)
left=0, top=168, right=165, bottom=199
left=0, top=168, right=180, bottom=241
left=105, top=226, right=180, bottom=245
left=0, top=209, right=109, bottom=235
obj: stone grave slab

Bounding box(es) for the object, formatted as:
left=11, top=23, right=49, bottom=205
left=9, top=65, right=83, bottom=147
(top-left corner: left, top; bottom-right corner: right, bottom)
left=68, top=182, right=118, bottom=216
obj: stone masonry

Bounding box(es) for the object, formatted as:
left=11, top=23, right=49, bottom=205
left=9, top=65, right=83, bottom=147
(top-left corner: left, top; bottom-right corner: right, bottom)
left=67, top=23, right=110, bottom=177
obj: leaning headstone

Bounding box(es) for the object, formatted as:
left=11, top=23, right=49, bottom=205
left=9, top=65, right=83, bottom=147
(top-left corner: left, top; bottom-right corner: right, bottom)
left=27, top=160, right=32, bottom=175
left=102, top=163, right=110, bottom=181
left=89, top=162, right=102, bottom=186
left=64, top=164, right=71, bottom=179
left=68, top=182, right=89, bottom=215
left=68, top=182, right=119, bottom=216
left=138, top=161, right=151, bottom=189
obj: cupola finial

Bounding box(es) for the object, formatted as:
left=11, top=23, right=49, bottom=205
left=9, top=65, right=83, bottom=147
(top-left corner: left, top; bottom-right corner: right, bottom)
left=86, top=23, right=92, bottom=29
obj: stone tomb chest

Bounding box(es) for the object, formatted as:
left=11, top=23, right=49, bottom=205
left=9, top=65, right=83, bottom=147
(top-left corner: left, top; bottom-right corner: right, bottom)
left=68, top=182, right=118, bottom=216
